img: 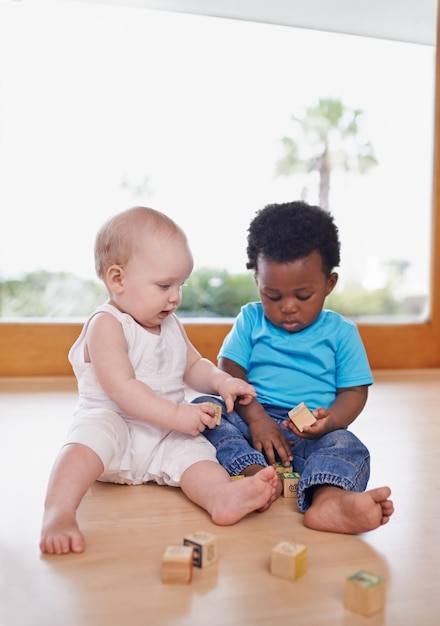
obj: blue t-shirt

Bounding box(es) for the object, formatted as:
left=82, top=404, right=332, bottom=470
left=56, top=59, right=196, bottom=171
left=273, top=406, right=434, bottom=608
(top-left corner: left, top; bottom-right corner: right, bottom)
left=219, top=302, right=373, bottom=410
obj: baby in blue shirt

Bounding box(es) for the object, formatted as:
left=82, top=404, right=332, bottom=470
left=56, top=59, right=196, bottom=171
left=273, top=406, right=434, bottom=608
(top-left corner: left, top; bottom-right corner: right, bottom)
left=193, top=201, right=394, bottom=534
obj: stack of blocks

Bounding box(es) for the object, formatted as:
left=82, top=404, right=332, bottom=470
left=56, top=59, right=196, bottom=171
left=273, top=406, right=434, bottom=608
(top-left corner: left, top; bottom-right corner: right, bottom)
left=270, top=541, right=307, bottom=581
left=275, top=463, right=300, bottom=504
left=162, top=531, right=218, bottom=583
left=344, top=570, right=386, bottom=616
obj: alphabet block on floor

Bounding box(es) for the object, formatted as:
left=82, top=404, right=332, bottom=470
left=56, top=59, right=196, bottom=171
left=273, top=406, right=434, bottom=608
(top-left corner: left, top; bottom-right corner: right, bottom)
left=280, top=472, right=300, bottom=498
left=183, top=531, right=218, bottom=568
left=270, top=541, right=307, bottom=581
left=162, top=545, right=194, bottom=584
left=344, top=570, right=386, bottom=616
left=288, top=402, right=317, bottom=432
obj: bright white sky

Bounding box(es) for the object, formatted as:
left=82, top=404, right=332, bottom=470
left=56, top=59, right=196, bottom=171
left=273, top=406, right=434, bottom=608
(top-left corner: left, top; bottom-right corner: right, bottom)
left=0, top=0, right=435, bottom=298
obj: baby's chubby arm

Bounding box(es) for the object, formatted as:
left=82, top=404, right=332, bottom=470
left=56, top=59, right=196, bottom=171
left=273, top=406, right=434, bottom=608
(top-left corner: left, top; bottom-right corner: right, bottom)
left=180, top=322, right=256, bottom=412
left=283, top=386, right=369, bottom=439
left=85, top=312, right=219, bottom=437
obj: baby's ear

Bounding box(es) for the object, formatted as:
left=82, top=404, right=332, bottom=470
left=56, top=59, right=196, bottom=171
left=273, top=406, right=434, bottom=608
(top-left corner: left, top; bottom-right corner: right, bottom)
left=107, top=264, right=125, bottom=293
left=326, top=272, right=338, bottom=295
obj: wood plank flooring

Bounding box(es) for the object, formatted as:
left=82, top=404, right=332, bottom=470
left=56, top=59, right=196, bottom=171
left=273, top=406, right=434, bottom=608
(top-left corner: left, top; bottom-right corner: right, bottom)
left=1, top=371, right=439, bottom=625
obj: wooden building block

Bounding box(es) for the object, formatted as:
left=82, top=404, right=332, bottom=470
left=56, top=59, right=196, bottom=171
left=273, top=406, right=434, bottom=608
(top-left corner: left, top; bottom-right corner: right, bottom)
left=280, top=472, right=300, bottom=498
left=344, top=570, right=386, bottom=616
left=162, top=545, right=194, bottom=584
left=275, top=462, right=293, bottom=475
left=288, top=402, right=317, bottom=432
left=270, top=541, right=307, bottom=581
left=183, top=531, right=218, bottom=568
left=231, top=474, right=245, bottom=480
left=208, top=402, right=222, bottom=425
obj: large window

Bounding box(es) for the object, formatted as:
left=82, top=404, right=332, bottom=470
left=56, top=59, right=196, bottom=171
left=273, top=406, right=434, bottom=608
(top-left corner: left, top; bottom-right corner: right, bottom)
left=0, top=0, right=439, bottom=373
left=0, top=0, right=435, bottom=320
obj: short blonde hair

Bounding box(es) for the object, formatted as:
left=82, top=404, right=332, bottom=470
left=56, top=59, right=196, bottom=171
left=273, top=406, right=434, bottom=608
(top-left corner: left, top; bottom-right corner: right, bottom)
left=94, top=206, right=183, bottom=280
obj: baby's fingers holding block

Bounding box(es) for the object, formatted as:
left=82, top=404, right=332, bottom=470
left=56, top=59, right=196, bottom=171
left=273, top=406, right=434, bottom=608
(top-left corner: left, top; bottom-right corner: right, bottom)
left=207, top=402, right=222, bottom=425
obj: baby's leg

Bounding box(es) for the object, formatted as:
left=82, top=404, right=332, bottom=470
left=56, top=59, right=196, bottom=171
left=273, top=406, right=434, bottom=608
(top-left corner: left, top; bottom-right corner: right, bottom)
left=180, top=461, right=278, bottom=525
left=192, top=396, right=284, bottom=511
left=40, top=443, right=104, bottom=555
left=303, top=485, right=394, bottom=534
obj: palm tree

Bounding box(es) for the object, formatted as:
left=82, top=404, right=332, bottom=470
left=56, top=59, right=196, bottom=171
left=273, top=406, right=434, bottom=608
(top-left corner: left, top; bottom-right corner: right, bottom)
left=275, top=98, right=378, bottom=211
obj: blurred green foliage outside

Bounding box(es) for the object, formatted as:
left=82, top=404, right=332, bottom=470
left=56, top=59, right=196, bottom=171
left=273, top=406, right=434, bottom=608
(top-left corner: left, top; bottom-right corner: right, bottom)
left=0, top=267, right=419, bottom=321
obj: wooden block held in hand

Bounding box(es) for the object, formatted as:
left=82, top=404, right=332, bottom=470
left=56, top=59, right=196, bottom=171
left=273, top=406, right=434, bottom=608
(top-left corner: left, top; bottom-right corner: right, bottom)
left=162, top=545, right=194, bottom=584
left=288, top=402, right=317, bottom=432
left=270, top=541, right=307, bottom=581
left=183, top=531, right=218, bottom=568
left=344, top=570, right=386, bottom=616
left=208, top=402, right=222, bottom=425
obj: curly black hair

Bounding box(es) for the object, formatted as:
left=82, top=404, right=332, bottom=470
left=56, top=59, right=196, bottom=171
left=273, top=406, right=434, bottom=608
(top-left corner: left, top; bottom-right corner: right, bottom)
left=246, top=201, right=340, bottom=276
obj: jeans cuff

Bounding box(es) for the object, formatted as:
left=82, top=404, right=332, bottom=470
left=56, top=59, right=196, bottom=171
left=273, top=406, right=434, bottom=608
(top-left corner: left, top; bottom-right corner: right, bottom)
left=227, top=452, right=268, bottom=476
left=297, top=473, right=356, bottom=512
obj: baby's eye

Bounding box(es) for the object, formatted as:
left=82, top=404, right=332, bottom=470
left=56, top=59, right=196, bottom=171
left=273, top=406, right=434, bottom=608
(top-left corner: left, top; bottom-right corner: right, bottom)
left=296, top=293, right=313, bottom=301
left=159, top=284, right=171, bottom=290
left=264, top=294, right=281, bottom=302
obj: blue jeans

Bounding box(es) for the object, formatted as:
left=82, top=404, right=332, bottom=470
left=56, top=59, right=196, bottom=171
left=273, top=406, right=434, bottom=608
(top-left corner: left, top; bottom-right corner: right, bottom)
left=192, top=396, right=370, bottom=512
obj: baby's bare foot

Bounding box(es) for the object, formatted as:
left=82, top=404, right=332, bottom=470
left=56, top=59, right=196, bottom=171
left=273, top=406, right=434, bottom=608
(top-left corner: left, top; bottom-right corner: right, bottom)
left=241, top=464, right=284, bottom=512
left=40, top=508, right=85, bottom=555
left=211, top=466, right=278, bottom=525
left=303, top=486, right=394, bottom=534
left=257, top=473, right=284, bottom=512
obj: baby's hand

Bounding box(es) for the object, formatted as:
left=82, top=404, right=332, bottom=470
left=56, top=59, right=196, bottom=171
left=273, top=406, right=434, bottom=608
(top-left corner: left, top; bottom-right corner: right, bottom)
left=217, top=377, right=257, bottom=413
left=283, top=408, right=335, bottom=439
left=175, top=402, right=218, bottom=436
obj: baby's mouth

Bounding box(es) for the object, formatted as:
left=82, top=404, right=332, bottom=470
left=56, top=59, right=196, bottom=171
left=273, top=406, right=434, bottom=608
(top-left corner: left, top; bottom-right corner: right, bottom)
left=282, top=319, right=300, bottom=330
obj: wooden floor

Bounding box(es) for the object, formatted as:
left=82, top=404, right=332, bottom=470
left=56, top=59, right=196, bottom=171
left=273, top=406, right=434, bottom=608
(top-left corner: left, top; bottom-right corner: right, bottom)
left=1, top=370, right=440, bottom=626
